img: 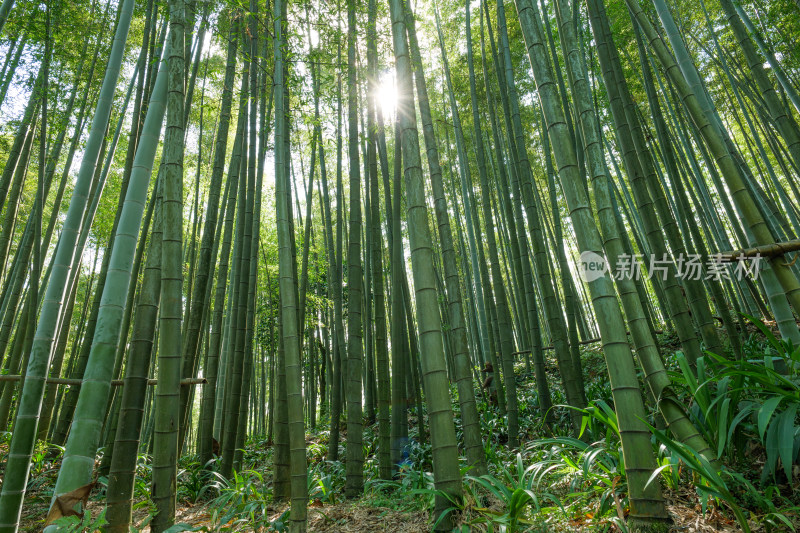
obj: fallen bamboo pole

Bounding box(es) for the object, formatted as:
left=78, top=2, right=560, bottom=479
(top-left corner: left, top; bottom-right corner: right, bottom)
left=717, top=238, right=800, bottom=261
left=0, top=376, right=206, bottom=386
left=512, top=329, right=665, bottom=355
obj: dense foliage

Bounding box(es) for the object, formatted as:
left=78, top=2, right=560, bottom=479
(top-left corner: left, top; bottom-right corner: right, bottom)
left=0, top=0, right=799, bottom=531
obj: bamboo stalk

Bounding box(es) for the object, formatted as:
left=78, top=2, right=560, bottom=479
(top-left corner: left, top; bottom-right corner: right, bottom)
left=0, top=376, right=206, bottom=386
left=717, top=238, right=800, bottom=261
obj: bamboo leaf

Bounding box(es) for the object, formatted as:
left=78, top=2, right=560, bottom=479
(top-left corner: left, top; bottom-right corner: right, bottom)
left=777, top=404, right=797, bottom=480
left=759, top=395, right=783, bottom=442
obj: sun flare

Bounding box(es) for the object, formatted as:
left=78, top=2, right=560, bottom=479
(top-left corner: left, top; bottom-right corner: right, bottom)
left=376, top=72, right=397, bottom=117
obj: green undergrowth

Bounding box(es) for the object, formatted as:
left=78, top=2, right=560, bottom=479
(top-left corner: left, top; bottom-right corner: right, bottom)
left=5, top=318, right=800, bottom=532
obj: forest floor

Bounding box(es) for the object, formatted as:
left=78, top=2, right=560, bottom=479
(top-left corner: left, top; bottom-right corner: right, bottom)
left=153, top=492, right=746, bottom=532
left=14, top=477, right=751, bottom=532
left=7, top=326, right=800, bottom=531
left=15, top=483, right=747, bottom=532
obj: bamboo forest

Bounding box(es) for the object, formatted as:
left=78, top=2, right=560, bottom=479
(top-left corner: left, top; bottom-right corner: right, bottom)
left=1, top=0, right=800, bottom=530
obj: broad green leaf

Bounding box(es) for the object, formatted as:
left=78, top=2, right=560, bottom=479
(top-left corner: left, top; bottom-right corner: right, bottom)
left=759, top=395, right=783, bottom=441
left=777, top=404, right=798, bottom=480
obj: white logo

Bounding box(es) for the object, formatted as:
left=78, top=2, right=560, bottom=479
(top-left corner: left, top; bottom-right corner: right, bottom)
left=579, top=251, right=608, bottom=282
